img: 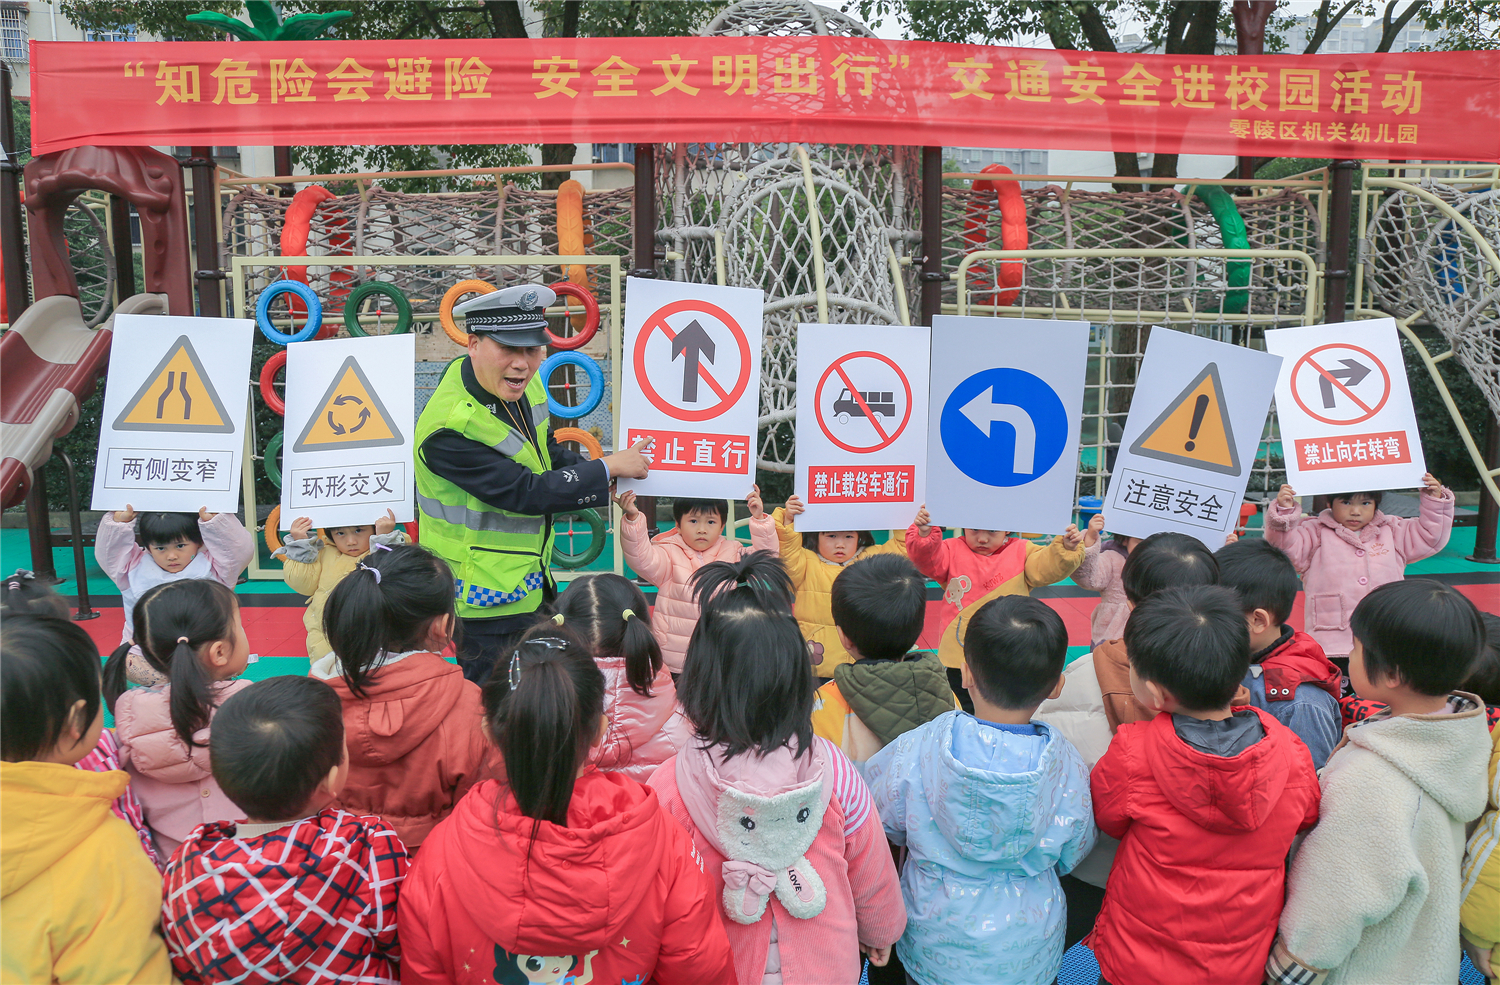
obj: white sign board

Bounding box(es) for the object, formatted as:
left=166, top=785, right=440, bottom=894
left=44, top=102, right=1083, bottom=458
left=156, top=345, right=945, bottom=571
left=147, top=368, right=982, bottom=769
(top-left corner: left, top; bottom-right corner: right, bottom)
left=926, top=316, right=1090, bottom=534
left=793, top=323, right=930, bottom=532
left=1104, top=328, right=1281, bottom=546
left=279, top=333, right=415, bottom=529
left=91, top=314, right=254, bottom=513
left=618, top=277, right=764, bottom=500
left=1265, top=318, right=1425, bottom=495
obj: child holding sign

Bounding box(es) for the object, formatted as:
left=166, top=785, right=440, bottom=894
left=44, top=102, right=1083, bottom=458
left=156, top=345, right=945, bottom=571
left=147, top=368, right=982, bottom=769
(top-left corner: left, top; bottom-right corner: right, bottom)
left=775, top=495, right=910, bottom=678
left=616, top=487, right=776, bottom=675
left=96, top=506, right=255, bottom=688
left=276, top=510, right=409, bottom=661
left=1264, top=474, right=1454, bottom=665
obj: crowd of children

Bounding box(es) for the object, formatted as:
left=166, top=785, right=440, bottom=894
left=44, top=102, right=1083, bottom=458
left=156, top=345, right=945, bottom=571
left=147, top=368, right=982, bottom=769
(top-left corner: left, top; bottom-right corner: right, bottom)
left=2, top=481, right=1498, bottom=985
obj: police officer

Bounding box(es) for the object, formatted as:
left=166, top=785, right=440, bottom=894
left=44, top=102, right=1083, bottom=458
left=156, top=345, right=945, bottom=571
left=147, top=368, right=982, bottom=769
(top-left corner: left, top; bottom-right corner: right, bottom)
left=414, top=284, right=650, bottom=684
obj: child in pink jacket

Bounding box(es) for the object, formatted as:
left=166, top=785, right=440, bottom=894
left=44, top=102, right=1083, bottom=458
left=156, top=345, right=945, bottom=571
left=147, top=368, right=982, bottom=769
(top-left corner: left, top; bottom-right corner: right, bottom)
left=1265, top=474, right=1454, bottom=661
left=616, top=486, right=776, bottom=674
left=103, top=579, right=254, bottom=858
left=96, top=506, right=255, bottom=687
left=649, top=553, right=905, bottom=985
left=553, top=572, right=690, bottom=781
left=1071, top=514, right=1142, bottom=647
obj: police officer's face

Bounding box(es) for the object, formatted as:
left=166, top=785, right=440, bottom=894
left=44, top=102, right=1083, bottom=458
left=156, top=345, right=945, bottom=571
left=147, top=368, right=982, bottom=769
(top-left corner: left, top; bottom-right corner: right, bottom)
left=468, top=334, right=544, bottom=403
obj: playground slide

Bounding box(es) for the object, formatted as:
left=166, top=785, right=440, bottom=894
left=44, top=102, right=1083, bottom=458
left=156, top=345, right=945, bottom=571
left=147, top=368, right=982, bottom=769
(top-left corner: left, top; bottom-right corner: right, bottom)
left=0, top=293, right=167, bottom=510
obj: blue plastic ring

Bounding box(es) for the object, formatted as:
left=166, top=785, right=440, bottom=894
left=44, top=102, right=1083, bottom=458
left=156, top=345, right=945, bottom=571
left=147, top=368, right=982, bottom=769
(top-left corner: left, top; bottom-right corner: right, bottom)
left=539, top=352, right=604, bottom=419
left=255, top=281, right=323, bottom=345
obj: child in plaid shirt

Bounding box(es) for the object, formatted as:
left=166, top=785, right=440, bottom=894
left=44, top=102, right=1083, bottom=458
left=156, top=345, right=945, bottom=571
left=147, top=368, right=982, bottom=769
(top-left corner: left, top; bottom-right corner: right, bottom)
left=162, top=677, right=410, bottom=985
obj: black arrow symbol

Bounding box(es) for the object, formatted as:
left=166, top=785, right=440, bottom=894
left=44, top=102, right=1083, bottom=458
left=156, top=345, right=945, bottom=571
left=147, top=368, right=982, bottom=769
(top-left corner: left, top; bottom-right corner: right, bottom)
left=349, top=406, right=371, bottom=433
left=326, top=410, right=345, bottom=435
left=1319, top=358, right=1371, bottom=408
left=333, top=394, right=364, bottom=407
left=671, top=320, right=715, bottom=403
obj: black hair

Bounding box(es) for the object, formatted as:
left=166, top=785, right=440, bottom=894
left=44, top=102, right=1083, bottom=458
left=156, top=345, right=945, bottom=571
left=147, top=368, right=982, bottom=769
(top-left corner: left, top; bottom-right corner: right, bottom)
left=1466, top=613, right=1500, bottom=707
left=323, top=544, right=456, bottom=699
left=102, top=579, right=240, bottom=746
left=679, top=551, right=811, bottom=761
left=1, top=614, right=102, bottom=762
left=672, top=498, right=728, bottom=524
left=482, top=626, right=605, bottom=839
left=1126, top=585, right=1251, bottom=712
left=135, top=511, right=204, bottom=549
left=830, top=554, right=926, bottom=660
left=799, top=529, right=877, bottom=553
left=492, top=947, right=578, bottom=985
left=959, top=595, right=1068, bottom=709
left=1120, top=531, right=1219, bottom=605
left=1215, top=538, right=1300, bottom=625
left=1349, top=578, right=1485, bottom=696
left=1330, top=490, right=1384, bottom=509
left=553, top=573, right=662, bottom=695
left=0, top=570, right=70, bottom=618
left=211, top=677, right=345, bottom=822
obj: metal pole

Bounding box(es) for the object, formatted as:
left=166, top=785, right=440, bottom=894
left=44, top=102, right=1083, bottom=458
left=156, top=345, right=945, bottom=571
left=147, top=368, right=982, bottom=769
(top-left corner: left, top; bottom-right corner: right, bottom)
left=187, top=146, right=222, bottom=316
left=1323, top=159, right=1357, bottom=323
left=920, top=146, right=943, bottom=326
left=24, top=464, right=56, bottom=583
left=1468, top=411, right=1499, bottom=563
left=1, top=64, right=29, bottom=320
left=110, top=196, right=136, bottom=301
left=631, top=144, right=657, bottom=279
left=273, top=146, right=295, bottom=197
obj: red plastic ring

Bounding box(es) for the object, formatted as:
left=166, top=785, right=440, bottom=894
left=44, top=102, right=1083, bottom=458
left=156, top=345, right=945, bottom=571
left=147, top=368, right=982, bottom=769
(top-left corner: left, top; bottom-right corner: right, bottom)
left=546, top=282, right=600, bottom=351
left=260, top=350, right=288, bottom=416
left=403, top=520, right=419, bottom=544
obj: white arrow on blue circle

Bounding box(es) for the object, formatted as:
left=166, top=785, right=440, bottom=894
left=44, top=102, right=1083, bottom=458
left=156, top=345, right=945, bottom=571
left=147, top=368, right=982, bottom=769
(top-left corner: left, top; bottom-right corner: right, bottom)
left=959, top=387, right=1037, bottom=475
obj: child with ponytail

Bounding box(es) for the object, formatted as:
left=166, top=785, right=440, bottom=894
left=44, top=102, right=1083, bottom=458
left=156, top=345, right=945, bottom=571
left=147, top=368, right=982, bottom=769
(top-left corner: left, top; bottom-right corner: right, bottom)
left=399, top=627, right=736, bottom=985
left=649, top=552, right=906, bottom=985
left=103, top=578, right=254, bottom=856
left=312, top=543, right=495, bottom=849
left=552, top=573, right=690, bottom=781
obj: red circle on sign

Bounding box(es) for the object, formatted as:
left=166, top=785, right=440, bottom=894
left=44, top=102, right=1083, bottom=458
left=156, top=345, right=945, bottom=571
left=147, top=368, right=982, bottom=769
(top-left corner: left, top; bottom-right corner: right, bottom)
left=633, top=299, right=752, bottom=422
left=1290, top=343, right=1391, bottom=426
left=814, top=352, right=913, bottom=453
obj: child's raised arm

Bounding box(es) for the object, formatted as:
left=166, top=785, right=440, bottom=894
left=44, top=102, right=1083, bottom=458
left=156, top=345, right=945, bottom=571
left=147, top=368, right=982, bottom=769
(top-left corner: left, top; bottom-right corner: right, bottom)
left=1023, top=525, right=1086, bottom=589
left=745, top=485, right=777, bottom=556
left=95, top=507, right=145, bottom=588
left=276, top=516, right=324, bottom=597
left=1264, top=484, right=1320, bottom=573
left=1387, top=473, right=1455, bottom=563
left=615, top=491, right=674, bottom=588
left=905, top=505, right=951, bottom=584
left=773, top=497, right=813, bottom=586
left=198, top=509, right=256, bottom=586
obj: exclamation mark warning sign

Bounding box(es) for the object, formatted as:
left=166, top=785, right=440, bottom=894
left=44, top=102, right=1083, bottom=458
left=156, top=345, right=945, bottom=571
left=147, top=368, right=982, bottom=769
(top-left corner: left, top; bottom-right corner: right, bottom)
left=1130, top=362, right=1242, bottom=476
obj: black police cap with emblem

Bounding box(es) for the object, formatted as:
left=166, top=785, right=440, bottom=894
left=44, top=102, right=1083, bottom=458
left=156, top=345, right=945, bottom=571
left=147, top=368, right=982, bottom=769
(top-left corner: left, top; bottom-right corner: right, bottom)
left=454, top=284, right=557, bottom=347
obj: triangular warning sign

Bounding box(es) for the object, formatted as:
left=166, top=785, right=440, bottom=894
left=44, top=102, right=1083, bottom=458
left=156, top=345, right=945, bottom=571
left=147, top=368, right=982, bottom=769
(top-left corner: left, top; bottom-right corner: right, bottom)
left=293, top=356, right=404, bottom=453
left=1130, top=362, right=1241, bottom=476
left=113, top=335, right=234, bottom=433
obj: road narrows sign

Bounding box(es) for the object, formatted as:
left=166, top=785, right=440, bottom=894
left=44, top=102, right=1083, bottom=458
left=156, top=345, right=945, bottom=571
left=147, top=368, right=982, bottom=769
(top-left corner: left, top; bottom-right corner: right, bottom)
left=113, top=335, right=234, bottom=433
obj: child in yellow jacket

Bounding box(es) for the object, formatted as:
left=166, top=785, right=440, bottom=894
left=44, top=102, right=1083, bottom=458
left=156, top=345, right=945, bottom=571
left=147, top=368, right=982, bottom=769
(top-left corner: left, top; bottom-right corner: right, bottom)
left=774, top=495, right=908, bottom=677
left=0, top=613, right=174, bottom=984
left=1462, top=614, right=1500, bottom=984
left=276, top=509, right=408, bottom=659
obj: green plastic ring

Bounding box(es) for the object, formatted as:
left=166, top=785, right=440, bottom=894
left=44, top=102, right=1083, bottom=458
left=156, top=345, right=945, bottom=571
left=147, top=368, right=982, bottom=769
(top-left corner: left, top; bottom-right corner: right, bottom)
left=551, top=509, right=606, bottom=569
left=264, top=432, right=284, bottom=489
left=343, top=281, right=413, bottom=336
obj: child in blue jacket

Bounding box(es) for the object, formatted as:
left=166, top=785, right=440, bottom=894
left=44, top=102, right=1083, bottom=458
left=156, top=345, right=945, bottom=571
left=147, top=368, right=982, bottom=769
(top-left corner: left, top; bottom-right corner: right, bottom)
left=865, top=595, right=1096, bottom=985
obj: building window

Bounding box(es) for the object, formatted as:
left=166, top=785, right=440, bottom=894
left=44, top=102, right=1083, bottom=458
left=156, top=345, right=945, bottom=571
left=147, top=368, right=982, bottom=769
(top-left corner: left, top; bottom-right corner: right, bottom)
left=1, top=7, right=27, bottom=64
left=591, top=143, right=635, bottom=165
left=85, top=25, right=137, bottom=43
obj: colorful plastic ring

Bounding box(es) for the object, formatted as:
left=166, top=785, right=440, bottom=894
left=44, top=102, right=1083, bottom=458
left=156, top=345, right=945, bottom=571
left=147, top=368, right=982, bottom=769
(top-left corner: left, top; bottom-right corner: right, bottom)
left=343, top=281, right=412, bottom=337
left=403, top=521, right=419, bottom=544
left=255, top=281, right=323, bottom=345
left=539, top=352, right=604, bottom=419
left=551, top=509, right=606, bottom=569
left=552, top=426, right=604, bottom=460
left=264, top=505, right=283, bottom=553
left=259, top=350, right=288, bottom=416
left=264, top=431, right=284, bottom=488
left=545, top=282, right=600, bottom=351
left=440, top=279, right=495, bottom=346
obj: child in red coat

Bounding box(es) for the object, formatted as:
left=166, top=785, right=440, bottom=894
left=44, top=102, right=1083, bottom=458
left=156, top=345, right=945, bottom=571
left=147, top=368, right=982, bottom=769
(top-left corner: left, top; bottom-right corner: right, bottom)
left=162, top=676, right=409, bottom=984
left=1090, top=585, right=1320, bottom=985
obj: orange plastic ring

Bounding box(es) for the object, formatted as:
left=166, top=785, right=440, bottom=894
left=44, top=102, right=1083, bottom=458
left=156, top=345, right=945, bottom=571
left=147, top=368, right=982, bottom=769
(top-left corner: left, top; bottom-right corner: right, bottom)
left=264, top=505, right=283, bottom=553
left=259, top=350, right=287, bottom=415
left=553, top=426, right=604, bottom=460
left=546, top=282, right=600, bottom=351
left=440, top=279, right=496, bottom=346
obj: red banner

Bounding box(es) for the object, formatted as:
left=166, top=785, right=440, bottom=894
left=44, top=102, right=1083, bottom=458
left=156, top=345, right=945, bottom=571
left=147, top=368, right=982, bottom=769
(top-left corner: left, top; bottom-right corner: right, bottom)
left=30, top=38, right=1500, bottom=161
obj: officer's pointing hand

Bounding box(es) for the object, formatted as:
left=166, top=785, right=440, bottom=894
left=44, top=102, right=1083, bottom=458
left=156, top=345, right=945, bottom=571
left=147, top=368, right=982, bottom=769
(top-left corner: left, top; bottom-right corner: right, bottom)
left=603, top=437, right=652, bottom=480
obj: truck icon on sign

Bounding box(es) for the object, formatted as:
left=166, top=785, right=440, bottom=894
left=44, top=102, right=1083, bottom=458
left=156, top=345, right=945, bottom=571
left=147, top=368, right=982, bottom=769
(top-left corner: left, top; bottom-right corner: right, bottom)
left=833, top=388, right=897, bottom=424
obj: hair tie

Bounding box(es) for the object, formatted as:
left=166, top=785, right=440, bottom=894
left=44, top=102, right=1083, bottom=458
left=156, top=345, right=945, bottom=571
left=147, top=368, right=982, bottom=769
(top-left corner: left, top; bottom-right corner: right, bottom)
left=622, top=608, right=635, bottom=622
left=371, top=542, right=393, bottom=552
left=508, top=649, right=524, bottom=689
left=357, top=561, right=382, bottom=584
left=6, top=581, right=19, bottom=592
left=177, top=636, right=190, bottom=644
left=552, top=613, right=565, bottom=625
